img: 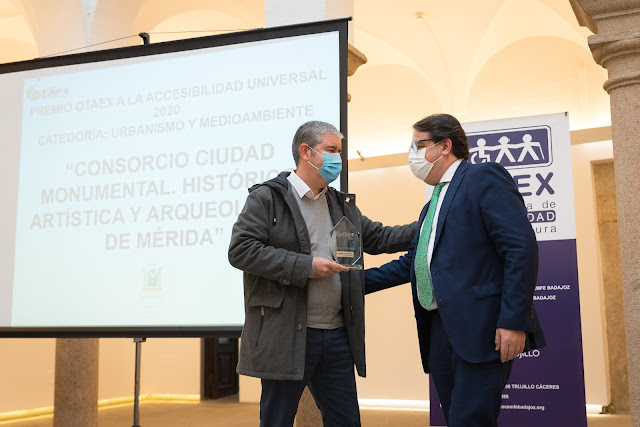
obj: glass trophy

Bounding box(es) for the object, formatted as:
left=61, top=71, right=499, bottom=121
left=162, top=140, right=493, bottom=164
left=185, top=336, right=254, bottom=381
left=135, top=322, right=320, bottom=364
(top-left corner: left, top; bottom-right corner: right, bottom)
left=329, top=216, right=363, bottom=269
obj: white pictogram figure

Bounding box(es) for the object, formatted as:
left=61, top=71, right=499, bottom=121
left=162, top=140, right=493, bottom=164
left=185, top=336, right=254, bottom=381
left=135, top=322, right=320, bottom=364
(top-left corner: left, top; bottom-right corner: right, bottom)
left=517, top=134, right=544, bottom=162
left=495, top=136, right=516, bottom=164
left=469, top=138, right=492, bottom=163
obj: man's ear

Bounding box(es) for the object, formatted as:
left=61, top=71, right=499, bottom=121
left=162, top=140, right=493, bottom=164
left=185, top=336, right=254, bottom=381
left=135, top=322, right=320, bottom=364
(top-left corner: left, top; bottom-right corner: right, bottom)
left=299, top=144, right=312, bottom=161
left=441, top=139, right=453, bottom=156
left=298, top=144, right=314, bottom=161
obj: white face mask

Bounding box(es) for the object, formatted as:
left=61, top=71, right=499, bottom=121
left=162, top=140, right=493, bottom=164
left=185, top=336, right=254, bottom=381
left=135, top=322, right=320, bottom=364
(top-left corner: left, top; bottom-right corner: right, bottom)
left=408, top=142, right=442, bottom=181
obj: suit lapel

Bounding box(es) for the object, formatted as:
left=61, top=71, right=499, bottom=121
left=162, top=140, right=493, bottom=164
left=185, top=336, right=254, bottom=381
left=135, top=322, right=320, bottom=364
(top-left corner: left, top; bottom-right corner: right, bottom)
left=433, top=160, right=468, bottom=251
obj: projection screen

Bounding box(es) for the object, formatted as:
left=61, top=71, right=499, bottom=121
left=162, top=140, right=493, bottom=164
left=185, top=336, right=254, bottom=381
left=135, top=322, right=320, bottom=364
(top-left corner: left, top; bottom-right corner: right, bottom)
left=0, top=19, right=349, bottom=337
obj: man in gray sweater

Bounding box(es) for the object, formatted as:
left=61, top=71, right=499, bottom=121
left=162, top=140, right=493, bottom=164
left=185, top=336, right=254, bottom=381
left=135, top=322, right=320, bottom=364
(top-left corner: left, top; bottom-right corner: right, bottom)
left=228, top=121, right=416, bottom=426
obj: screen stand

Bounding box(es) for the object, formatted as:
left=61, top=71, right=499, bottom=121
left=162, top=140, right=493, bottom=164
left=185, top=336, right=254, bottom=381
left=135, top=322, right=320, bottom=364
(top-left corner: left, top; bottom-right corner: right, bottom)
left=132, top=337, right=146, bottom=427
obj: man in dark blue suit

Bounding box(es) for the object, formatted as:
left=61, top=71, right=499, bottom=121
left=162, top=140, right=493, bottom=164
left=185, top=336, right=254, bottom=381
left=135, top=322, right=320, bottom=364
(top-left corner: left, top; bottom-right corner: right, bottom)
left=366, top=114, right=545, bottom=426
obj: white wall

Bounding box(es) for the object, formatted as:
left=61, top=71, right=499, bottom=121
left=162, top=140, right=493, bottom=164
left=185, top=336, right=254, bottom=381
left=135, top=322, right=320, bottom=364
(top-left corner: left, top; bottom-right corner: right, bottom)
left=0, top=337, right=200, bottom=413
left=0, top=339, right=55, bottom=412
left=351, top=165, right=430, bottom=401
left=571, top=140, right=615, bottom=405
left=98, top=338, right=200, bottom=399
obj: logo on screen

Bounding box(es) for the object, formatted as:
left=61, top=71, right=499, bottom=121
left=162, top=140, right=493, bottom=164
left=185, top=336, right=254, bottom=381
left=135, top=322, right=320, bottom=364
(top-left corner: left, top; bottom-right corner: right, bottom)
left=467, top=126, right=552, bottom=170
left=26, top=86, right=41, bottom=100
left=25, top=85, right=70, bottom=101
left=143, top=265, right=161, bottom=290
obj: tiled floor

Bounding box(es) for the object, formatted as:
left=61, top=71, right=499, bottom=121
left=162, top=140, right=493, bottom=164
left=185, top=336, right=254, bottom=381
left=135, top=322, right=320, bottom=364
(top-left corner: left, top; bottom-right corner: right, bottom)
left=0, top=396, right=632, bottom=426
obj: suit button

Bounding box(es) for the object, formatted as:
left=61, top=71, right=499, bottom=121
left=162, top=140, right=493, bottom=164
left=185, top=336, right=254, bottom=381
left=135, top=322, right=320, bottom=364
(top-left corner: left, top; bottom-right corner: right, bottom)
left=297, top=325, right=303, bottom=331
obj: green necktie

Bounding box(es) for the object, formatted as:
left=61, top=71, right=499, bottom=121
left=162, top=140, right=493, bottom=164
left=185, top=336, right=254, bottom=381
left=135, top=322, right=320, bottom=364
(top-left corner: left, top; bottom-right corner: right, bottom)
left=415, top=182, right=446, bottom=310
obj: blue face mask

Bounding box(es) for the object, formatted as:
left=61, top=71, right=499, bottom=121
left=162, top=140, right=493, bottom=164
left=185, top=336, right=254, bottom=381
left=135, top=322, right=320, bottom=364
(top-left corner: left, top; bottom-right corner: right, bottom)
left=308, top=146, right=342, bottom=184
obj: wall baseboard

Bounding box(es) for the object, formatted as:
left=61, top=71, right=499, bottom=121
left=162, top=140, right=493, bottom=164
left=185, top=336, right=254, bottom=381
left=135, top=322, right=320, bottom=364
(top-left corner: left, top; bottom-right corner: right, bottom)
left=0, top=394, right=201, bottom=423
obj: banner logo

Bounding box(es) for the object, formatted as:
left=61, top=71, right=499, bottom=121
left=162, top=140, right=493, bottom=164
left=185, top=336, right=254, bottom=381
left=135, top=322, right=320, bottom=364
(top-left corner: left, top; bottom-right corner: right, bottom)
left=467, top=126, right=552, bottom=170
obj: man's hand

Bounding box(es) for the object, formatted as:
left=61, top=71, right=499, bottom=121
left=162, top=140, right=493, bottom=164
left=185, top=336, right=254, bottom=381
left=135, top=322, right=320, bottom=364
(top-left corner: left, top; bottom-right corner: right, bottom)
left=494, top=328, right=525, bottom=363
left=313, top=257, right=349, bottom=278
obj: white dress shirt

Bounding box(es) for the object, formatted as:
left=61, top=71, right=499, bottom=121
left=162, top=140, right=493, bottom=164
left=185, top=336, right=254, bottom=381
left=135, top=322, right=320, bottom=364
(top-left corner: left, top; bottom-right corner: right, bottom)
left=287, top=170, right=327, bottom=200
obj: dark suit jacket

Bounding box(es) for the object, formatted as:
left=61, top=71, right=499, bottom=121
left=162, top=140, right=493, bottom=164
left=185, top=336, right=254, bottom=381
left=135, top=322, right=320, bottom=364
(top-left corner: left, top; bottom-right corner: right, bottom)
left=366, top=160, right=545, bottom=373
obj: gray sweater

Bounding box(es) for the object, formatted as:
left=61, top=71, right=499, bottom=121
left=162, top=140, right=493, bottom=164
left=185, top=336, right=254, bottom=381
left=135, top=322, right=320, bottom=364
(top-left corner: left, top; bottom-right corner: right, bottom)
left=288, top=173, right=343, bottom=329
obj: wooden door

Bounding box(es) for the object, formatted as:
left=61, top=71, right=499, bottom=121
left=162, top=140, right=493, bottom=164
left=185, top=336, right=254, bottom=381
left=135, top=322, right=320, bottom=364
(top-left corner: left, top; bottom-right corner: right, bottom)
left=203, top=337, right=239, bottom=399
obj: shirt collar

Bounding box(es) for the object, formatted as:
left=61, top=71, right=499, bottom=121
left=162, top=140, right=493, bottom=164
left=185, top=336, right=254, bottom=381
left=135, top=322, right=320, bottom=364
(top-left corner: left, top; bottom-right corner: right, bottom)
left=440, top=159, right=463, bottom=184
left=287, top=171, right=327, bottom=200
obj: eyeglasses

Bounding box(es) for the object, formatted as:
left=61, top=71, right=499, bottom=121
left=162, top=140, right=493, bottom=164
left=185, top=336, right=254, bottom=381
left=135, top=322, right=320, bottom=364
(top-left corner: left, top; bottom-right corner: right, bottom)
left=409, top=139, right=440, bottom=153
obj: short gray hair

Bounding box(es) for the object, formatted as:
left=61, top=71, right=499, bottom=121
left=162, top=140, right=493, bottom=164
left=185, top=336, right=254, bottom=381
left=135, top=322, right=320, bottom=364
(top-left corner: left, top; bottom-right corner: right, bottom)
left=291, top=121, right=343, bottom=165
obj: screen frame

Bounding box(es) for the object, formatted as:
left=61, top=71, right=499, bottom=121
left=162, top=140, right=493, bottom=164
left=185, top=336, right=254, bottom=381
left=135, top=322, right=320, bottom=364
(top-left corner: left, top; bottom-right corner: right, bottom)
left=0, top=18, right=349, bottom=338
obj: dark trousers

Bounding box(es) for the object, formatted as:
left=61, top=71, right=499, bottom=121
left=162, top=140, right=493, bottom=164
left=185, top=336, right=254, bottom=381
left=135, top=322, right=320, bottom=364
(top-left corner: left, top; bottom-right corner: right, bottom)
left=260, top=326, right=360, bottom=427
left=427, top=310, right=513, bottom=427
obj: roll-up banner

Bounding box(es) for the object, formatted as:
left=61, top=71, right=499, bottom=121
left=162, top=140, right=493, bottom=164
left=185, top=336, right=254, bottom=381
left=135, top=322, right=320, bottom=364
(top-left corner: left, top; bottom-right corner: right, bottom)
left=429, top=113, right=587, bottom=426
